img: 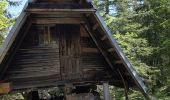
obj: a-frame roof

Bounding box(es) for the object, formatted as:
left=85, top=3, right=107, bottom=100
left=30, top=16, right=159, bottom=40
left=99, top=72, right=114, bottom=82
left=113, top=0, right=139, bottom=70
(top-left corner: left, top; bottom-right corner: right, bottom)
left=0, top=0, right=149, bottom=99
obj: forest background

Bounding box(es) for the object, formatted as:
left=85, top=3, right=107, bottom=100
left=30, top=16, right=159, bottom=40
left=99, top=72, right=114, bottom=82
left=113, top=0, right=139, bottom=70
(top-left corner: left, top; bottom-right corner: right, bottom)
left=0, top=0, right=170, bottom=99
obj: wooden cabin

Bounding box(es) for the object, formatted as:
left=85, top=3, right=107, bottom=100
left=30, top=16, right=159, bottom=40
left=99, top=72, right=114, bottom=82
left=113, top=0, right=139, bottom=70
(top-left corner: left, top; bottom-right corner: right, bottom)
left=0, top=0, right=149, bottom=99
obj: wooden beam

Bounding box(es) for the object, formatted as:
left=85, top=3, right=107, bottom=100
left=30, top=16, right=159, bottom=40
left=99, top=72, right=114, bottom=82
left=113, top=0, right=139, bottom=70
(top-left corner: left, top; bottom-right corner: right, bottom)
left=115, top=60, right=123, bottom=64
left=92, top=23, right=99, bottom=30
left=101, top=35, right=107, bottom=41
left=0, top=83, right=11, bottom=94
left=107, top=48, right=115, bottom=53
left=83, top=21, right=115, bottom=71
left=81, top=47, right=99, bottom=53
left=26, top=9, right=96, bottom=14
left=85, top=13, right=92, bottom=17
left=32, top=13, right=82, bottom=18
left=31, top=18, right=85, bottom=24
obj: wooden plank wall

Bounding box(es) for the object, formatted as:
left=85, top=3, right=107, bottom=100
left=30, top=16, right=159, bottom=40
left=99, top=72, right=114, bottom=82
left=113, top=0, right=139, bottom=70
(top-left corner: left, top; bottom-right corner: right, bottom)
left=79, top=25, right=111, bottom=80
left=4, top=24, right=112, bottom=90
left=59, top=24, right=81, bottom=80
left=5, top=25, right=61, bottom=89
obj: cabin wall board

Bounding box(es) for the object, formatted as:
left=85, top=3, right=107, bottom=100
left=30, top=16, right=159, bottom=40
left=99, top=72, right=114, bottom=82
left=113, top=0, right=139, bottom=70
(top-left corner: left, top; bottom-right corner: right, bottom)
left=59, top=24, right=81, bottom=80
left=4, top=23, right=112, bottom=90
left=5, top=25, right=61, bottom=81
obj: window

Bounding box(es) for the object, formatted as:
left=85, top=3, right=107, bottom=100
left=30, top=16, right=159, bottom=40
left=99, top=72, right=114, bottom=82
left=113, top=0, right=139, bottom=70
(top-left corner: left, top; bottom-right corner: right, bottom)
left=36, top=25, right=58, bottom=47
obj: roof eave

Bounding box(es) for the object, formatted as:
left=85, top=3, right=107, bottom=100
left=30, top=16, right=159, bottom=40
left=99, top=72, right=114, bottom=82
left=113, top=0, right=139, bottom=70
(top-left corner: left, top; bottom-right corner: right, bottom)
left=93, top=11, right=150, bottom=99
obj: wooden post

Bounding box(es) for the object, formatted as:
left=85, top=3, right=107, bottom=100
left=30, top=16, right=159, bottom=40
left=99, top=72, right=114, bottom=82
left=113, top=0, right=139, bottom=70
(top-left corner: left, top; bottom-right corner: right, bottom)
left=103, top=82, right=110, bottom=100
left=64, top=84, right=73, bottom=100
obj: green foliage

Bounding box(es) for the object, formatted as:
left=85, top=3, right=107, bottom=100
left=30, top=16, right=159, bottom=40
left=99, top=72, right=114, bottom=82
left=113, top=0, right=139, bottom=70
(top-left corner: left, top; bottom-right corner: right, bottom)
left=134, top=0, right=170, bottom=98
left=162, top=39, right=170, bottom=55
left=114, top=32, right=153, bottom=76
left=0, top=0, right=7, bottom=45
left=0, top=93, right=24, bottom=100
left=93, top=0, right=170, bottom=99
left=0, top=0, right=8, bottom=32
left=0, top=0, right=14, bottom=46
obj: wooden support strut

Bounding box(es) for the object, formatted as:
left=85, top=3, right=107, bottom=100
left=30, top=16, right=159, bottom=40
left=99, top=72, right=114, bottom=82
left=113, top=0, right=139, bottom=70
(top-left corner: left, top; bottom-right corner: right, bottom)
left=101, top=35, right=107, bottom=41
left=115, top=60, right=123, bottom=64
left=83, top=18, right=115, bottom=71
left=117, top=69, right=129, bottom=100
left=92, top=23, right=99, bottom=30
left=26, top=9, right=96, bottom=14
left=107, top=47, right=115, bottom=53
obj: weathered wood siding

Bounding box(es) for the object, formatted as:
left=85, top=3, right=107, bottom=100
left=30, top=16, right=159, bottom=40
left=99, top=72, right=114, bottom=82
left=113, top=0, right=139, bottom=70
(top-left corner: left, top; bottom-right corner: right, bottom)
left=59, top=24, right=81, bottom=80
left=4, top=24, right=111, bottom=90
left=80, top=25, right=111, bottom=80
